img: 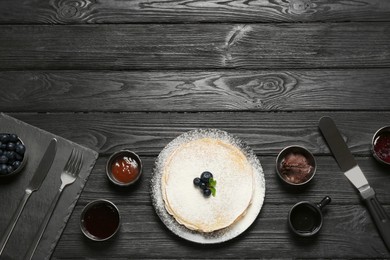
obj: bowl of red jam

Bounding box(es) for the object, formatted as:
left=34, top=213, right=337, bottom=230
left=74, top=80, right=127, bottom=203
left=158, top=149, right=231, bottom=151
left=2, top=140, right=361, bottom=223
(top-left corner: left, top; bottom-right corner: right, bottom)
left=372, top=126, right=390, bottom=166
left=106, top=150, right=142, bottom=186
left=80, top=199, right=120, bottom=241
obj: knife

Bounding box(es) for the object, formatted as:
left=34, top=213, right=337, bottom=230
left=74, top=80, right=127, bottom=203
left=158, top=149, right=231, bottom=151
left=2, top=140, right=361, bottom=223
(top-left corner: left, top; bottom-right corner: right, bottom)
left=319, top=116, right=390, bottom=250
left=0, top=138, right=57, bottom=256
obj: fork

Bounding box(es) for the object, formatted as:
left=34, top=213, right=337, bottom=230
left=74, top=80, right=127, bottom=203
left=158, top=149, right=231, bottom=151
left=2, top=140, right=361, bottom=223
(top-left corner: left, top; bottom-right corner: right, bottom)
left=25, top=149, right=83, bottom=260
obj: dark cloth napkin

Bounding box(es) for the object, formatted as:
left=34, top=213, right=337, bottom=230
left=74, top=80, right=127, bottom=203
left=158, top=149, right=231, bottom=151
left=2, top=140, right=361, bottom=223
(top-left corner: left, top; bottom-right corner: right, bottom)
left=0, top=113, right=98, bottom=259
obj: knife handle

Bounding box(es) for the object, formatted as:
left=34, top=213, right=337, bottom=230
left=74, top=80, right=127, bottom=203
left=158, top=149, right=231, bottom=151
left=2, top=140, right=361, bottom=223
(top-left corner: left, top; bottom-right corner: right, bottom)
left=0, top=190, right=32, bottom=256
left=362, top=187, right=390, bottom=251
left=25, top=188, right=62, bottom=260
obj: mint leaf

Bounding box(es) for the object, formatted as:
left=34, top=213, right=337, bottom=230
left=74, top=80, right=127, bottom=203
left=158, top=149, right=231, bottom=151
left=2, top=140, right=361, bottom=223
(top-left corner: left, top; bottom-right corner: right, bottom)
left=208, top=178, right=216, bottom=196
left=209, top=178, right=217, bottom=187
left=210, top=186, right=216, bottom=197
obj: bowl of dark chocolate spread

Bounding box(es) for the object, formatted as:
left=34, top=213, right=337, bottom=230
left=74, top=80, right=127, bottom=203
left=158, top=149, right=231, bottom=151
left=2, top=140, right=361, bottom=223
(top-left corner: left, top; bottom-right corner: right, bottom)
left=276, top=146, right=316, bottom=186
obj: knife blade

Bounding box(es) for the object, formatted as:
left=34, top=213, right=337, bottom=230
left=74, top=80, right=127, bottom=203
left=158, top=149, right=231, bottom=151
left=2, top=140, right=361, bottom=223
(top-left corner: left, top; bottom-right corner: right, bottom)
left=26, top=138, right=58, bottom=192
left=0, top=138, right=57, bottom=256
left=319, top=116, right=390, bottom=251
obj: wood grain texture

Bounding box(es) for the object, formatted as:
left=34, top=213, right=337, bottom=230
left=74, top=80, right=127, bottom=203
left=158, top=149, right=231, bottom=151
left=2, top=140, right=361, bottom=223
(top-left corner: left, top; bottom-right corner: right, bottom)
left=1, top=69, right=390, bottom=112
left=49, top=158, right=390, bottom=259
left=1, top=0, right=389, bottom=257
left=78, top=156, right=390, bottom=206
left=52, top=205, right=390, bottom=259
left=8, top=112, right=389, bottom=155
left=0, top=0, right=390, bottom=24
left=1, top=23, right=390, bottom=70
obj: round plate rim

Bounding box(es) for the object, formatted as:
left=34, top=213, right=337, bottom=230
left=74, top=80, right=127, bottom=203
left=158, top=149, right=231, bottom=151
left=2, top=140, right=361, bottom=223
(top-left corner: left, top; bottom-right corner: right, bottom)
left=150, top=128, right=265, bottom=244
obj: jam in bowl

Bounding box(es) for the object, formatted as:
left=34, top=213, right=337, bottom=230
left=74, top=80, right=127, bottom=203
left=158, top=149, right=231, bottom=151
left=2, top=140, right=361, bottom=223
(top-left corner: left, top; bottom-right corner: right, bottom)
left=106, top=150, right=143, bottom=186
left=80, top=199, right=120, bottom=241
left=372, top=126, right=390, bottom=166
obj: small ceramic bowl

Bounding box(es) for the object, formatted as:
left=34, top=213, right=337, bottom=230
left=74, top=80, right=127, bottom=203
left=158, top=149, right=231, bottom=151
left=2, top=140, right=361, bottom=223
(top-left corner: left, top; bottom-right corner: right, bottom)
left=371, top=126, right=390, bottom=166
left=80, top=199, right=120, bottom=241
left=0, top=134, right=27, bottom=178
left=288, top=196, right=331, bottom=237
left=106, top=150, right=143, bottom=186
left=276, top=145, right=316, bottom=186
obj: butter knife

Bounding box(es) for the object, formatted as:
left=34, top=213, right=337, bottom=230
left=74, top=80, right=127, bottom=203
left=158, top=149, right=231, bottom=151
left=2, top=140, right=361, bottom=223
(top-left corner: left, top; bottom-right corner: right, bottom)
left=319, top=116, right=390, bottom=250
left=0, top=138, right=57, bottom=256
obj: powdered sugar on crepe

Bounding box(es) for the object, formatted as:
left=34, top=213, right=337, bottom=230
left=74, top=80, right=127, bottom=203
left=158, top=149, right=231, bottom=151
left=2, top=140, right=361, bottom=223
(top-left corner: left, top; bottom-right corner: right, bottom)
left=163, top=138, right=254, bottom=232
left=150, top=129, right=265, bottom=243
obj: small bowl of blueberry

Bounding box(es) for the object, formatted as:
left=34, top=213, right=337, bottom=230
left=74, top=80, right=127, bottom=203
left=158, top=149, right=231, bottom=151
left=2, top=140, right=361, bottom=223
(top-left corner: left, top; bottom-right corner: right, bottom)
left=0, top=133, right=27, bottom=178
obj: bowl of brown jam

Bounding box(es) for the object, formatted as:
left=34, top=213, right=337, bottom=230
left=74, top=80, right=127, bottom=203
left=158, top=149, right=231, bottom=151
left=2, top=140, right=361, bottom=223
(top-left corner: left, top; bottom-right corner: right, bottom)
left=372, top=126, right=390, bottom=166
left=80, top=199, right=120, bottom=241
left=276, top=146, right=316, bottom=186
left=106, top=150, right=142, bottom=186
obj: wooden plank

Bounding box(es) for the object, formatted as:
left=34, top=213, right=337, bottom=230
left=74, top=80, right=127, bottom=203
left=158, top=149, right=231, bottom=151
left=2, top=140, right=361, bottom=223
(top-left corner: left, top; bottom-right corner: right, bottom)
left=1, top=23, right=390, bottom=70
left=52, top=146, right=390, bottom=259
left=0, top=0, right=390, bottom=24
left=79, top=156, right=390, bottom=205
left=8, top=112, right=389, bottom=155
left=53, top=203, right=390, bottom=258
left=1, top=69, right=390, bottom=112
left=52, top=156, right=390, bottom=258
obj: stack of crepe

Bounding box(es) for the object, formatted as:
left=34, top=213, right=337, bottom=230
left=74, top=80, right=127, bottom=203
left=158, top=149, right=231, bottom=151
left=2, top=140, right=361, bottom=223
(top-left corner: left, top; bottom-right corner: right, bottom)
left=161, top=137, right=255, bottom=233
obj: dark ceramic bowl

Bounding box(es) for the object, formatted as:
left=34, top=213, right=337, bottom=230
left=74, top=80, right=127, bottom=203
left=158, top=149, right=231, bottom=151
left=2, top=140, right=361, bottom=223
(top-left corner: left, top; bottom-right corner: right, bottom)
left=80, top=199, right=120, bottom=241
left=0, top=135, right=27, bottom=178
left=288, top=196, right=331, bottom=237
left=106, top=150, right=143, bottom=186
left=371, top=126, right=390, bottom=167
left=276, top=145, right=316, bottom=186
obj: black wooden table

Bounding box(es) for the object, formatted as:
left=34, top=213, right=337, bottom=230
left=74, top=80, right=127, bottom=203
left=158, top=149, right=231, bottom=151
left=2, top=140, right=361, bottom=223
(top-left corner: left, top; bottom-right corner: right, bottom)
left=1, top=0, right=390, bottom=258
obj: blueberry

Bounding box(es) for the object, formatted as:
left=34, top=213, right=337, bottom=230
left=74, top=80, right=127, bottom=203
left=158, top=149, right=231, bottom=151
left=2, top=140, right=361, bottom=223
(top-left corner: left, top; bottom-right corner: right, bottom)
left=16, top=141, right=21, bottom=146
left=15, top=153, right=23, bottom=161
left=0, top=143, right=6, bottom=150
left=8, top=155, right=16, bottom=164
left=0, top=149, right=2, bottom=156
left=6, top=165, right=13, bottom=174
left=12, top=160, right=21, bottom=170
left=15, top=153, right=24, bottom=161
left=200, top=171, right=213, bottom=183
left=199, top=181, right=207, bottom=190
left=5, top=151, right=15, bottom=162
left=6, top=142, right=16, bottom=151
left=15, top=144, right=25, bottom=155
left=0, top=155, right=8, bottom=164
left=9, top=134, right=18, bottom=142
left=203, top=188, right=212, bottom=197
left=0, top=134, right=9, bottom=143
left=0, top=164, right=7, bottom=174
left=193, top=177, right=201, bottom=186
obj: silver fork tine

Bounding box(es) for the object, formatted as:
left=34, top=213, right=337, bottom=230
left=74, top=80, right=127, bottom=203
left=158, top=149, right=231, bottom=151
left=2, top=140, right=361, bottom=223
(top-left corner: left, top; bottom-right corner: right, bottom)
left=64, top=149, right=76, bottom=172
left=74, top=152, right=83, bottom=176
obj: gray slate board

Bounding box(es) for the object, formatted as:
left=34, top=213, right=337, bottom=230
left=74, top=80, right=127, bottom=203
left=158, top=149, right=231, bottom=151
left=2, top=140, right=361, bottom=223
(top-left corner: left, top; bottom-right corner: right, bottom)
left=0, top=113, right=98, bottom=259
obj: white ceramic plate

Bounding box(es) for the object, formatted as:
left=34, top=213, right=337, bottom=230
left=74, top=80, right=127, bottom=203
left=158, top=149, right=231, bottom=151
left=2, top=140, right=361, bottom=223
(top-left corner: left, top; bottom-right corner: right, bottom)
left=150, top=129, right=265, bottom=244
